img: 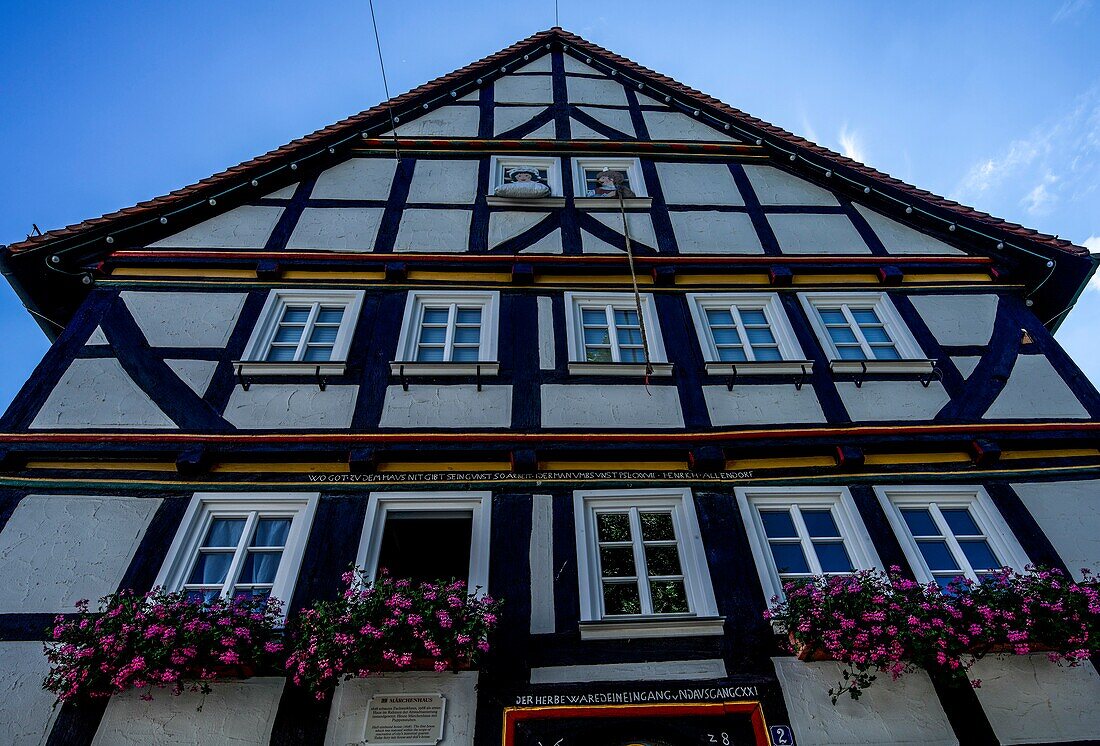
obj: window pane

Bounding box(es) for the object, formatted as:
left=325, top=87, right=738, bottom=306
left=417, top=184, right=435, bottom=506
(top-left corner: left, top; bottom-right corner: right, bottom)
left=282, top=307, right=311, bottom=323
left=801, top=509, right=840, bottom=538
left=860, top=326, right=892, bottom=344
left=941, top=508, right=981, bottom=536
left=187, top=589, right=222, bottom=605
left=753, top=346, right=783, bottom=361
left=745, top=327, right=775, bottom=345
left=958, top=540, right=1000, bottom=571
left=419, top=326, right=446, bottom=344
left=416, top=347, right=445, bottom=362
left=649, top=580, right=689, bottom=614
left=616, top=327, right=643, bottom=346
left=818, top=309, right=846, bottom=324
left=871, top=345, right=901, bottom=360
left=705, top=309, right=734, bottom=326
left=827, top=327, right=858, bottom=344
left=188, top=552, right=234, bottom=585
left=711, top=327, right=741, bottom=345
left=836, top=346, right=867, bottom=360
left=582, top=309, right=606, bottom=325
left=760, top=510, right=797, bottom=538
left=619, top=348, right=645, bottom=363
left=640, top=512, right=675, bottom=541
left=452, top=347, right=479, bottom=362
left=740, top=309, right=768, bottom=325
left=584, top=327, right=611, bottom=345
left=303, top=345, right=333, bottom=361
left=422, top=308, right=449, bottom=324
left=813, top=542, right=853, bottom=572
left=770, top=543, right=810, bottom=574
left=613, top=309, right=639, bottom=326
left=204, top=518, right=246, bottom=548
left=917, top=540, right=959, bottom=571
left=934, top=576, right=958, bottom=593
left=901, top=508, right=939, bottom=536
left=316, top=307, right=344, bottom=324
left=644, top=545, right=682, bottom=576
left=266, top=346, right=297, bottom=362
left=455, top=308, right=481, bottom=324
left=238, top=551, right=282, bottom=585
left=850, top=308, right=881, bottom=324
left=308, top=325, right=339, bottom=344
left=602, top=581, right=642, bottom=615
left=585, top=347, right=613, bottom=362
left=252, top=518, right=291, bottom=547
left=599, top=546, right=636, bottom=577
left=453, top=327, right=481, bottom=345
left=597, top=512, right=631, bottom=542
left=717, top=347, right=748, bottom=362
left=273, top=325, right=305, bottom=343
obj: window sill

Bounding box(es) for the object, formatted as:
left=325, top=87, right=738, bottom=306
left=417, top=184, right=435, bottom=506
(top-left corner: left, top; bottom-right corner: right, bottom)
left=389, top=361, right=501, bottom=377
left=486, top=196, right=565, bottom=208
left=567, top=362, right=674, bottom=377
left=574, top=197, right=653, bottom=210
left=705, top=360, right=814, bottom=377
left=828, top=359, right=937, bottom=376
left=579, top=616, right=725, bottom=640
left=233, top=361, right=347, bottom=377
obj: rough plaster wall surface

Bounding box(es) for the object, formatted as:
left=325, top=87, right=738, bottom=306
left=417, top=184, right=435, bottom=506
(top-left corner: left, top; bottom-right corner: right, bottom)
left=164, top=359, right=218, bottom=397
left=577, top=106, right=635, bottom=136
left=521, top=228, right=563, bottom=254
left=852, top=204, right=964, bottom=255
left=384, top=106, right=480, bottom=137
left=772, top=658, right=956, bottom=746
left=223, top=385, right=358, bottom=429
left=768, top=213, right=870, bottom=254
left=984, top=355, right=1090, bottom=420
left=147, top=205, right=284, bottom=249
left=310, top=158, right=397, bottom=200
left=286, top=207, right=384, bottom=251
left=523, top=121, right=557, bottom=140
left=121, top=291, right=247, bottom=348
left=0, top=641, right=61, bottom=745
left=969, top=654, right=1100, bottom=744
left=669, top=211, right=763, bottom=254
left=952, top=356, right=982, bottom=380
left=742, top=165, right=838, bottom=206
left=1010, top=480, right=1100, bottom=579
left=641, top=111, right=734, bottom=142
left=537, top=297, right=555, bottom=370
left=703, top=385, right=826, bottom=426
left=566, top=76, right=629, bottom=106
left=94, top=678, right=283, bottom=745
left=393, top=209, right=473, bottom=253
left=488, top=212, right=550, bottom=249
left=908, top=294, right=998, bottom=347
left=531, top=660, right=727, bottom=684
left=30, top=358, right=177, bottom=430
left=530, top=495, right=555, bottom=634
left=407, top=160, right=481, bottom=204
left=380, top=385, right=512, bottom=428
left=0, top=495, right=160, bottom=613
left=836, top=381, right=950, bottom=422
left=512, top=55, right=552, bottom=73
left=326, top=672, right=479, bottom=746
left=86, top=326, right=109, bottom=345
left=540, top=385, right=685, bottom=428
left=493, top=106, right=545, bottom=135
left=586, top=212, right=657, bottom=248
left=655, top=162, right=744, bottom=206
left=263, top=183, right=299, bottom=200
left=495, top=75, right=553, bottom=104
left=563, top=57, right=601, bottom=74
left=569, top=120, right=608, bottom=140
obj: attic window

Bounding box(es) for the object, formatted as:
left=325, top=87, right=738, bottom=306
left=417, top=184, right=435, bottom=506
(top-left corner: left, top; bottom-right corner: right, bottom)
left=488, top=155, right=562, bottom=200
left=572, top=158, right=646, bottom=199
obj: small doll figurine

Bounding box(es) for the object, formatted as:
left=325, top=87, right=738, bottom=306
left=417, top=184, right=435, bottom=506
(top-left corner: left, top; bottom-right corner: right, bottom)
left=494, top=166, right=552, bottom=199
left=587, top=169, right=635, bottom=198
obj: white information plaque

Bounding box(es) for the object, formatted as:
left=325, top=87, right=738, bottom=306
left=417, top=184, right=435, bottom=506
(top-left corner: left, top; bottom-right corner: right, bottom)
left=364, top=693, right=447, bottom=745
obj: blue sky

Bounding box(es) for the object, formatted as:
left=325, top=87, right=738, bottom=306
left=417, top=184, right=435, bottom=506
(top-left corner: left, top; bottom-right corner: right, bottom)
left=1, top=1, right=1098, bottom=409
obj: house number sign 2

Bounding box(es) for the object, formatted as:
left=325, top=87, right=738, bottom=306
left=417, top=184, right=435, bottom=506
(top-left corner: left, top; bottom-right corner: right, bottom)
left=364, top=693, right=447, bottom=745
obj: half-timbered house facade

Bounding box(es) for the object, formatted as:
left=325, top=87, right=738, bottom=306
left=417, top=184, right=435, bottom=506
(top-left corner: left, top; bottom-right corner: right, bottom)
left=1, top=27, right=1098, bottom=746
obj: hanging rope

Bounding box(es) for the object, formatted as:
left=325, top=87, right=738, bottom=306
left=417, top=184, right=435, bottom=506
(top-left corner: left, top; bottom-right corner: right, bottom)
left=617, top=186, right=655, bottom=390
left=368, top=0, right=401, bottom=161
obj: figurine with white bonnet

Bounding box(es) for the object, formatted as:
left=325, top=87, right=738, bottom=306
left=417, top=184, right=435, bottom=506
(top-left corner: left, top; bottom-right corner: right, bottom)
left=494, top=166, right=552, bottom=199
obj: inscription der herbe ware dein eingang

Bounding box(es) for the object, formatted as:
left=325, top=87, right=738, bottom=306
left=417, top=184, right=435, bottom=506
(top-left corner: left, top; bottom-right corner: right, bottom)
left=305, top=471, right=755, bottom=483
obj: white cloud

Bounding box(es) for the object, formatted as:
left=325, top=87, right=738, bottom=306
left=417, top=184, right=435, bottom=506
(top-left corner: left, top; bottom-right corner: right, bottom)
left=1084, top=235, right=1100, bottom=292
left=1053, top=0, right=1092, bottom=22
left=837, top=124, right=868, bottom=165
left=1022, top=172, right=1060, bottom=215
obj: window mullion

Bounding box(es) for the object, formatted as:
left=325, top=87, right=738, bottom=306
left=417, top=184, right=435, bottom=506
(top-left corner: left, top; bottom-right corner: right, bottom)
left=839, top=305, right=873, bottom=358
left=628, top=508, right=653, bottom=615
left=790, top=506, right=823, bottom=575
left=294, top=303, right=321, bottom=361
left=606, top=305, right=622, bottom=363
left=929, top=503, right=976, bottom=581
left=442, top=304, right=458, bottom=361
left=221, top=511, right=258, bottom=598
left=731, top=305, right=753, bottom=361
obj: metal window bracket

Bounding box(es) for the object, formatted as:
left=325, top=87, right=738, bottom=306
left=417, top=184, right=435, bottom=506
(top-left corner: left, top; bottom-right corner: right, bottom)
left=726, top=365, right=737, bottom=392
left=476, top=364, right=483, bottom=392
left=399, top=364, right=408, bottom=392
left=854, top=361, right=868, bottom=388
left=235, top=364, right=251, bottom=392
left=795, top=363, right=810, bottom=391
left=315, top=365, right=328, bottom=391
left=920, top=362, right=943, bottom=388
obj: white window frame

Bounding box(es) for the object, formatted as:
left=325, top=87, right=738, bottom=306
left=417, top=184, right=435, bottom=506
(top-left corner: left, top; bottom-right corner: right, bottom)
left=154, top=492, right=319, bottom=619
left=488, top=155, right=564, bottom=198
left=798, top=292, right=932, bottom=374
left=736, top=486, right=881, bottom=603
left=356, top=491, right=492, bottom=595
left=571, top=157, right=648, bottom=200
left=392, top=290, right=501, bottom=376
left=573, top=488, right=721, bottom=639
left=874, top=485, right=1030, bottom=586
left=687, top=292, right=811, bottom=375
left=238, top=289, right=364, bottom=375
left=563, top=291, right=671, bottom=376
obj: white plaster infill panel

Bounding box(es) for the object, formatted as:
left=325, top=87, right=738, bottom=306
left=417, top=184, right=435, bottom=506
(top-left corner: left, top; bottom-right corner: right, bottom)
left=853, top=204, right=964, bottom=255
left=969, top=654, right=1100, bottom=744
left=541, top=385, right=685, bottom=428
left=641, top=111, right=734, bottom=142
left=495, top=74, right=554, bottom=104
left=326, top=672, right=479, bottom=746
left=669, top=211, right=763, bottom=254
left=94, top=677, right=283, bottom=746
left=494, top=106, right=547, bottom=136
left=121, top=290, right=247, bottom=348
left=0, top=641, right=62, bottom=745
left=836, top=381, right=950, bottom=422
left=310, top=158, right=398, bottom=200
left=407, top=160, right=481, bottom=205
left=511, top=55, right=552, bottom=73
left=908, top=294, right=998, bottom=347
left=563, top=56, right=601, bottom=75
left=952, top=356, right=982, bottom=380
left=655, top=162, right=744, bottom=206
left=703, top=385, right=826, bottom=426
left=489, top=211, right=550, bottom=249
left=531, top=659, right=727, bottom=685
left=263, top=182, right=299, bottom=200
left=379, top=385, right=512, bottom=429
left=523, top=120, right=557, bottom=140
left=768, top=213, right=870, bottom=255
left=148, top=205, right=284, bottom=249
left=566, top=76, right=628, bottom=106
left=223, top=384, right=358, bottom=429
left=742, top=165, right=838, bottom=206
left=86, top=326, right=109, bottom=346
left=772, top=658, right=956, bottom=746
left=30, top=358, right=177, bottom=430
left=577, top=107, right=635, bottom=137
left=537, top=296, right=555, bottom=370
left=286, top=207, right=384, bottom=251
left=0, top=495, right=160, bottom=613
left=984, top=355, right=1090, bottom=420
left=520, top=228, right=563, bottom=254
left=383, top=106, right=480, bottom=138
left=164, top=359, right=218, bottom=398
left=394, top=209, right=472, bottom=253
left=530, top=494, right=555, bottom=634
left=569, top=119, right=608, bottom=141
left=1011, top=480, right=1100, bottom=580
left=585, top=212, right=657, bottom=249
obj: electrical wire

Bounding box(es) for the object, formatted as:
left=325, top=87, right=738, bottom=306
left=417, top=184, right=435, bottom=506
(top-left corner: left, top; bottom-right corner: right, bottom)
left=368, top=0, right=401, bottom=161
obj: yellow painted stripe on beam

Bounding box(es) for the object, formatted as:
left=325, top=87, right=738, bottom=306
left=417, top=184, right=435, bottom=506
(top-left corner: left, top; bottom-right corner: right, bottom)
left=863, top=452, right=971, bottom=465
left=24, top=460, right=178, bottom=472
left=1000, top=448, right=1100, bottom=461
left=280, top=270, right=386, bottom=281
left=726, top=455, right=837, bottom=469
left=377, top=461, right=512, bottom=473
left=111, top=267, right=258, bottom=279
left=534, top=273, right=655, bottom=286
left=209, top=462, right=349, bottom=473
left=538, top=460, right=688, bottom=471
left=407, top=270, right=513, bottom=283
left=674, top=273, right=771, bottom=286
left=904, top=272, right=991, bottom=283
left=792, top=273, right=880, bottom=285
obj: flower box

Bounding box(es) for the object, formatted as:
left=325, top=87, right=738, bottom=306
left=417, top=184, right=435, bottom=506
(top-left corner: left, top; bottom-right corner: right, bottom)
left=789, top=633, right=833, bottom=662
